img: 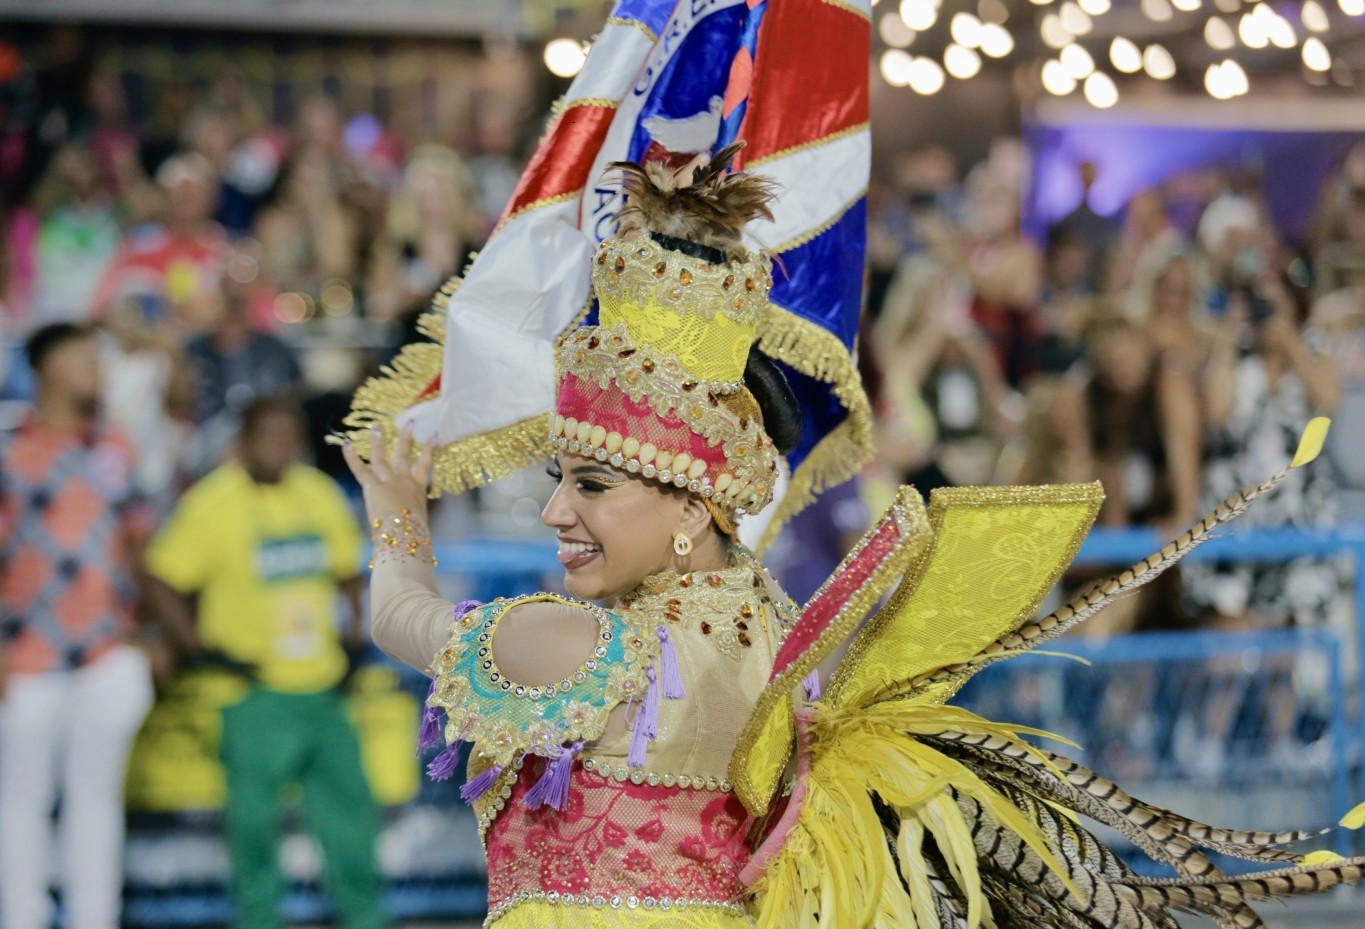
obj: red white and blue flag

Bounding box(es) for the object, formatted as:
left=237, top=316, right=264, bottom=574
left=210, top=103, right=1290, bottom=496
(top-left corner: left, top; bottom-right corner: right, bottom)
left=403, top=0, right=871, bottom=535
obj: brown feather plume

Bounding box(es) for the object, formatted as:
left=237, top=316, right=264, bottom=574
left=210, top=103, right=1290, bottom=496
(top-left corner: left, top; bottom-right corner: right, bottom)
left=605, top=140, right=778, bottom=261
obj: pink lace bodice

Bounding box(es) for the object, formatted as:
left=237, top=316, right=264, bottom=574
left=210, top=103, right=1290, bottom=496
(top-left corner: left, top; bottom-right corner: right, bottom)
left=483, top=762, right=752, bottom=924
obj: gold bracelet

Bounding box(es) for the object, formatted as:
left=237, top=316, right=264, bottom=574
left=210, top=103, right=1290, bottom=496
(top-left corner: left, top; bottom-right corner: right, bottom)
left=370, top=508, right=436, bottom=569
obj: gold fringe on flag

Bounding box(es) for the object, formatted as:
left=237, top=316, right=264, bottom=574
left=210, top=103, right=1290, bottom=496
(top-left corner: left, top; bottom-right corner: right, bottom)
left=756, top=302, right=874, bottom=552
left=336, top=277, right=554, bottom=496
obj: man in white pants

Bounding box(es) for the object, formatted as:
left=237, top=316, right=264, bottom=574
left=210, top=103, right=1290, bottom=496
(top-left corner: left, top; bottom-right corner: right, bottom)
left=0, top=323, right=190, bottom=929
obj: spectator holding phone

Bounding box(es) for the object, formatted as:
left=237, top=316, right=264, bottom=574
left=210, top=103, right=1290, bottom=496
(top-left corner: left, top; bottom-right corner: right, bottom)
left=1185, top=244, right=1342, bottom=630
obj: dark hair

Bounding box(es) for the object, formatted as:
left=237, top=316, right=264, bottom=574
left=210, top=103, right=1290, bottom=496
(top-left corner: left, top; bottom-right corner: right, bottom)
left=745, top=347, right=802, bottom=455
left=25, top=322, right=95, bottom=373
left=239, top=394, right=303, bottom=439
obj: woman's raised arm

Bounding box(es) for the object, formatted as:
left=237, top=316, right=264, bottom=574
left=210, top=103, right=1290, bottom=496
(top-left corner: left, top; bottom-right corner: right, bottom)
left=342, top=425, right=604, bottom=679
left=342, top=424, right=451, bottom=672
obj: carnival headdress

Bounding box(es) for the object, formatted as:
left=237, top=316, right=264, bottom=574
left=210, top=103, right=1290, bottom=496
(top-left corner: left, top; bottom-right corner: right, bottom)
left=345, top=143, right=817, bottom=537
left=551, top=144, right=789, bottom=532
left=341, top=0, right=873, bottom=547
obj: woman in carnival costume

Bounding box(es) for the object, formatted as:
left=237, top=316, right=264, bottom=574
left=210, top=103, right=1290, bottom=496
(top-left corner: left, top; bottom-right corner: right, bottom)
left=341, top=146, right=1365, bottom=928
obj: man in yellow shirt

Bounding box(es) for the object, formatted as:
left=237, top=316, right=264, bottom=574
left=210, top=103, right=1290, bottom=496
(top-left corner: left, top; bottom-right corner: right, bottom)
left=145, top=396, right=388, bottom=929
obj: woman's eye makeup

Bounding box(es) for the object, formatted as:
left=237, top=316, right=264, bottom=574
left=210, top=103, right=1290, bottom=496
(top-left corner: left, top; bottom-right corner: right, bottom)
left=575, top=476, right=625, bottom=493
left=546, top=463, right=624, bottom=492
left=573, top=472, right=625, bottom=493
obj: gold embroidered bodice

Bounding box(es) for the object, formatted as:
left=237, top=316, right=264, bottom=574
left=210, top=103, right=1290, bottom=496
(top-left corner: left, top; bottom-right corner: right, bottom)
left=582, top=554, right=794, bottom=789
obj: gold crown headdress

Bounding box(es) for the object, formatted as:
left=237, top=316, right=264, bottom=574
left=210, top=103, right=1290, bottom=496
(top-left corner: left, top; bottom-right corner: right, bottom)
left=551, top=143, right=783, bottom=533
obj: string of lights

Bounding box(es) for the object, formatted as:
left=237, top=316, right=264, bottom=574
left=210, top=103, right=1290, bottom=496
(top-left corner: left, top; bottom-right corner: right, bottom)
left=539, top=0, right=1363, bottom=107
left=875, top=0, right=1358, bottom=106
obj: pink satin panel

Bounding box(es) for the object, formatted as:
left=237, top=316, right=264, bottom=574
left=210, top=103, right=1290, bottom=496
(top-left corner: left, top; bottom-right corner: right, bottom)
left=556, top=374, right=730, bottom=478
left=768, top=518, right=903, bottom=678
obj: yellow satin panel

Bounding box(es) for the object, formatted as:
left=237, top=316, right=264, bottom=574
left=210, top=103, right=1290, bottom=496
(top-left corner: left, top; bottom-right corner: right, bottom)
left=488, top=901, right=752, bottom=928
left=736, top=691, right=794, bottom=815
left=827, top=483, right=1104, bottom=709
left=598, top=293, right=756, bottom=384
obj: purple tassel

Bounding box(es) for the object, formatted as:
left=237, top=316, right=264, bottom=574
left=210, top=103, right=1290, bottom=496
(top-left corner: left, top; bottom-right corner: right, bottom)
left=639, top=665, right=661, bottom=738
left=657, top=626, right=685, bottom=700
left=628, top=665, right=661, bottom=767
left=459, top=761, right=504, bottom=802
left=522, top=741, right=584, bottom=812
left=803, top=668, right=822, bottom=702
left=417, top=678, right=444, bottom=753
left=627, top=713, right=650, bottom=768
left=426, top=744, right=462, bottom=781
left=417, top=706, right=443, bottom=753
left=420, top=600, right=481, bottom=755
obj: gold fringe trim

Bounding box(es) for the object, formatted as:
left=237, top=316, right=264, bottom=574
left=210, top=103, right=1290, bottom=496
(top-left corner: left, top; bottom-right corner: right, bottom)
left=606, top=15, right=659, bottom=42
left=813, top=0, right=872, bottom=21
left=544, top=95, right=619, bottom=127
left=493, top=190, right=580, bottom=236
left=563, top=97, right=621, bottom=112
left=338, top=278, right=553, bottom=497
left=755, top=304, right=874, bottom=552
left=427, top=414, right=552, bottom=496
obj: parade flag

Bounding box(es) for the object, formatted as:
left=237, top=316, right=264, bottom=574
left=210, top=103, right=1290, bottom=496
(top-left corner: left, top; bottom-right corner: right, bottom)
left=348, top=0, right=872, bottom=542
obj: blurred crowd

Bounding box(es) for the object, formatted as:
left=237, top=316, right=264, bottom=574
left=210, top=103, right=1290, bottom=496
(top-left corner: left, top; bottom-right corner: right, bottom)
left=0, top=32, right=509, bottom=928
left=0, top=28, right=513, bottom=516
left=2, top=30, right=1364, bottom=634
left=852, top=138, right=1365, bottom=636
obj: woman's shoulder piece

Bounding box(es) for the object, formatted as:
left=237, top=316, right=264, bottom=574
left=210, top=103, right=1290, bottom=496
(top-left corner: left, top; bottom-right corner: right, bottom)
left=437, top=593, right=621, bottom=652
left=424, top=593, right=657, bottom=768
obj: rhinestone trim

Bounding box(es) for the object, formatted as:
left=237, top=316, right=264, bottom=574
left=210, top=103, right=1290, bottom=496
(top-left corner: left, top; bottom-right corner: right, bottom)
left=473, top=600, right=615, bottom=701
left=483, top=889, right=747, bottom=927
left=476, top=755, right=523, bottom=844
left=581, top=757, right=731, bottom=792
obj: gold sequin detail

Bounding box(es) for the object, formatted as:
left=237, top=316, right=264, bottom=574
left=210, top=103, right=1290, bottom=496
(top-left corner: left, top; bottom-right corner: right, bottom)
left=368, top=508, right=436, bottom=569
left=623, top=553, right=776, bottom=661
left=592, top=236, right=770, bottom=328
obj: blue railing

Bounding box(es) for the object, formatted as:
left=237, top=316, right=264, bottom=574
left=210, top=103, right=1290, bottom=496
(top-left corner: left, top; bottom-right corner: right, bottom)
left=1073, top=522, right=1365, bottom=842
left=955, top=626, right=1354, bottom=866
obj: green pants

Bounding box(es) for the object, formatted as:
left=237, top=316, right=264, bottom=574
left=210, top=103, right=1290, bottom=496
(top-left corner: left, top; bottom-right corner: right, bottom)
left=220, top=688, right=389, bottom=929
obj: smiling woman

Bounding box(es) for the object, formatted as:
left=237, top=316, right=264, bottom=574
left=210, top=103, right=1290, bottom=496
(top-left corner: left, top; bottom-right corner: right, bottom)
left=343, top=145, right=806, bottom=927
left=542, top=455, right=729, bottom=601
